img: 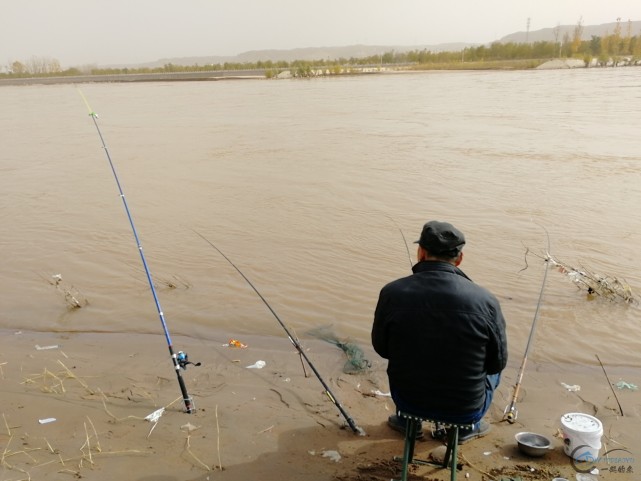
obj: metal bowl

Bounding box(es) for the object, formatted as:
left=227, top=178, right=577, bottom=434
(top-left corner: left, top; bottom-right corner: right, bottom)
left=515, top=432, right=553, bottom=457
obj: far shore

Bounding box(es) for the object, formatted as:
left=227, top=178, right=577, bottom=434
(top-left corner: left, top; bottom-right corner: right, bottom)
left=2, top=59, right=638, bottom=87
left=0, top=69, right=267, bottom=86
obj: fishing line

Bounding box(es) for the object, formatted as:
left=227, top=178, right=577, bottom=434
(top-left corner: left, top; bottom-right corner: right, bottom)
left=79, top=89, right=197, bottom=414
left=503, top=224, right=551, bottom=423
left=193, top=230, right=365, bottom=435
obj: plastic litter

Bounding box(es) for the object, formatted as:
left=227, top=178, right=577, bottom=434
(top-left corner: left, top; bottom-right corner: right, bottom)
left=35, top=345, right=60, bottom=351
left=38, top=418, right=56, bottom=424
left=371, top=390, right=391, bottom=397
left=615, top=381, right=638, bottom=391
left=561, top=382, right=581, bottom=392
left=575, top=474, right=598, bottom=481
left=224, top=339, right=248, bottom=348
left=321, top=450, right=341, bottom=462
left=145, top=407, right=165, bottom=423
left=246, top=360, right=266, bottom=369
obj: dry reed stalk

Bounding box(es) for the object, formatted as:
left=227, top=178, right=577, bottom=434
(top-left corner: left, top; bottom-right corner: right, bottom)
left=146, top=420, right=159, bottom=438
left=11, top=466, right=31, bottom=481
left=85, top=416, right=102, bottom=453
left=1, top=436, right=41, bottom=474
left=184, top=434, right=211, bottom=471
left=58, top=468, right=81, bottom=477
left=43, top=438, right=55, bottom=454
left=79, top=417, right=103, bottom=466
left=98, top=390, right=145, bottom=422
left=2, top=412, right=11, bottom=436
left=215, top=404, right=223, bottom=470
left=165, top=396, right=183, bottom=409
left=1, top=434, right=13, bottom=467
left=22, top=368, right=64, bottom=393
left=35, top=448, right=149, bottom=471
left=42, top=368, right=65, bottom=393
left=57, top=360, right=94, bottom=395
left=460, top=453, right=498, bottom=481
left=81, top=421, right=94, bottom=466
left=23, top=361, right=95, bottom=396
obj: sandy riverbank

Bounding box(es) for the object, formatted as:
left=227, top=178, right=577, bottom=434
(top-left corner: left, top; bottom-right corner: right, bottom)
left=1, top=328, right=639, bottom=480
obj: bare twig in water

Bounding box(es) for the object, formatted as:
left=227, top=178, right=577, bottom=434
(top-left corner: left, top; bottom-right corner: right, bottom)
left=159, top=274, right=191, bottom=289
left=131, top=269, right=192, bottom=290
left=521, top=249, right=637, bottom=303
left=518, top=246, right=530, bottom=273
left=40, top=273, right=88, bottom=309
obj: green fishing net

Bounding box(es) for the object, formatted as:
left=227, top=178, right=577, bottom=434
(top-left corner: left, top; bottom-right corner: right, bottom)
left=307, top=326, right=371, bottom=374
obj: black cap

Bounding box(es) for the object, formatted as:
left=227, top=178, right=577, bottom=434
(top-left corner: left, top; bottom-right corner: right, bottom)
left=414, top=220, right=466, bottom=256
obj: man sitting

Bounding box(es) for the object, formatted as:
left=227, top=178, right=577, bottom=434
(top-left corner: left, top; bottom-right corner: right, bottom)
left=372, top=220, right=508, bottom=443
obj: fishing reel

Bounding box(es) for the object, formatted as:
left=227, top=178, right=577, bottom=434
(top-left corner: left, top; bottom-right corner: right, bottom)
left=177, top=351, right=201, bottom=370
left=503, top=405, right=518, bottom=424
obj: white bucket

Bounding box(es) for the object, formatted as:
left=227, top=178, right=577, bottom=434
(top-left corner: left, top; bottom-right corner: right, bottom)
left=560, top=412, right=603, bottom=461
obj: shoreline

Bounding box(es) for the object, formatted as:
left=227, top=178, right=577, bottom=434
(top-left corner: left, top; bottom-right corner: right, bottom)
left=1, top=327, right=639, bottom=480
left=2, top=61, right=638, bottom=87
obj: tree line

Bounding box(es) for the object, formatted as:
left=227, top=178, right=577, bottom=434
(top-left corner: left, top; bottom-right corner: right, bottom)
left=3, top=19, right=640, bottom=79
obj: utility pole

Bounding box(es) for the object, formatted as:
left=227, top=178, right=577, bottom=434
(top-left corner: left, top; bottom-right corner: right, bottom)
left=526, top=17, right=531, bottom=43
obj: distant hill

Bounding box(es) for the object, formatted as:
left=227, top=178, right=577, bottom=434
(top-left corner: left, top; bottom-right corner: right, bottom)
left=117, top=20, right=640, bottom=69
left=131, top=43, right=473, bottom=69
left=499, top=20, right=641, bottom=44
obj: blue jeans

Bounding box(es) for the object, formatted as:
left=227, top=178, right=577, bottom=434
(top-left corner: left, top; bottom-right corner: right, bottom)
left=392, top=373, right=501, bottom=425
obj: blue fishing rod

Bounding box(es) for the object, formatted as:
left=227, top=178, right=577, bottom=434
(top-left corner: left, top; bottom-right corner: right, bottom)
left=193, top=230, right=365, bottom=435
left=79, top=91, right=197, bottom=413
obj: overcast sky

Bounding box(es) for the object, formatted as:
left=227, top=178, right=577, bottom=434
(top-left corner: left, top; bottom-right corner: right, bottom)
left=2, top=0, right=639, bottom=67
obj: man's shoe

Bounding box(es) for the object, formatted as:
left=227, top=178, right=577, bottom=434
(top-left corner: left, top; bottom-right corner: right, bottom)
left=431, top=422, right=447, bottom=440
left=387, top=414, right=424, bottom=439
left=457, top=419, right=491, bottom=445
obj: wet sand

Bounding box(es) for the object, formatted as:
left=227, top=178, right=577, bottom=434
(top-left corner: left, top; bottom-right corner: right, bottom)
left=2, top=328, right=639, bottom=481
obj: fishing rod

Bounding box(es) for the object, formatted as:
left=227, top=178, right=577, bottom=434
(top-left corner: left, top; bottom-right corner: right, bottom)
left=79, top=90, right=196, bottom=414
left=193, top=230, right=365, bottom=435
left=503, top=225, right=551, bottom=423
left=398, top=227, right=413, bottom=270
left=595, top=354, right=624, bottom=416
left=385, top=215, right=413, bottom=270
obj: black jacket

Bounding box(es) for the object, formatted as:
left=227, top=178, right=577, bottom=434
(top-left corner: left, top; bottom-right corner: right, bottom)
left=372, top=260, right=507, bottom=414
